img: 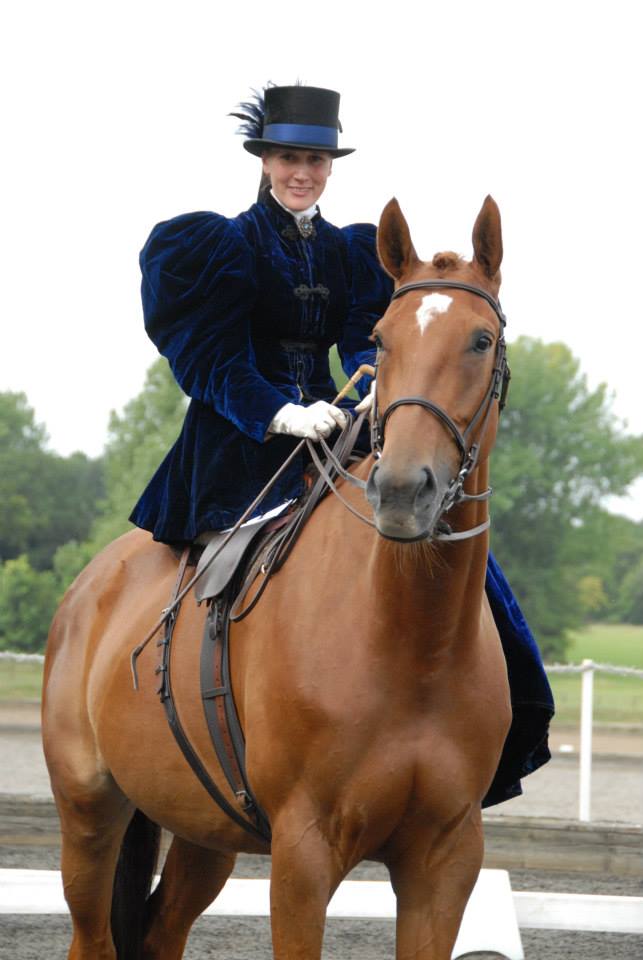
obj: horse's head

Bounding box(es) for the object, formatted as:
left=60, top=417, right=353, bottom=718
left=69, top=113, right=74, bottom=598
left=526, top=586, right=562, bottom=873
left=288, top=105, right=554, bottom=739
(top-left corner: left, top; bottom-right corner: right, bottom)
left=366, top=195, right=508, bottom=542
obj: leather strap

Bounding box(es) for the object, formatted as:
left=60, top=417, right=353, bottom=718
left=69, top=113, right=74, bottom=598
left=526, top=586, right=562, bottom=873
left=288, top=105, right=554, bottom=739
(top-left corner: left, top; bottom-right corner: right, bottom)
left=156, top=549, right=269, bottom=844
left=200, top=599, right=271, bottom=839
left=391, top=279, right=507, bottom=327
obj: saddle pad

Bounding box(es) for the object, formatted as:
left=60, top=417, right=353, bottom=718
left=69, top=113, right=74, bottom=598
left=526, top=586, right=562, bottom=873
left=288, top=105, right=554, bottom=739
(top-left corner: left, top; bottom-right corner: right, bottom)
left=195, top=510, right=287, bottom=603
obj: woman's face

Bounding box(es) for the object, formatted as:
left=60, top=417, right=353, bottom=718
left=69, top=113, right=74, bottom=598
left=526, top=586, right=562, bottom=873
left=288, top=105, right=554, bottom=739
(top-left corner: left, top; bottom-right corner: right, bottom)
left=262, top=148, right=332, bottom=211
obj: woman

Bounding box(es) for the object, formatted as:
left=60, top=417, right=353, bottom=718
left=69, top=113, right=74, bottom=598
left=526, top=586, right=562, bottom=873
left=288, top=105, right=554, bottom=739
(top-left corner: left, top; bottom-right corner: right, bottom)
left=131, top=83, right=553, bottom=806
left=130, top=84, right=387, bottom=541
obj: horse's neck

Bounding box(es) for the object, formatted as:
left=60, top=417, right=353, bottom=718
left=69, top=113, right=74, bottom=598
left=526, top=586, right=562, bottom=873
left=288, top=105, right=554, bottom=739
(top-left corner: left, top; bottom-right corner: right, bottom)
left=366, top=462, right=490, bottom=659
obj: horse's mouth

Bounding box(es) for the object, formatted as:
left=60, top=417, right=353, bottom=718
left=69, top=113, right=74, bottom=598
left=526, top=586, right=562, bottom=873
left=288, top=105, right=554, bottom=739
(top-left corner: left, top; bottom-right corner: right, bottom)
left=373, top=509, right=452, bottom=544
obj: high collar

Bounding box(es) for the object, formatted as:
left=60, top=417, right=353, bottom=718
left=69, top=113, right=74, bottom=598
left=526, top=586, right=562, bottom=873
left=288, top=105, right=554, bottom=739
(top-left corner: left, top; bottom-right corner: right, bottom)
left=262, top=189, right=322, bottom=225
left=270, top=189, right=318, bottom=222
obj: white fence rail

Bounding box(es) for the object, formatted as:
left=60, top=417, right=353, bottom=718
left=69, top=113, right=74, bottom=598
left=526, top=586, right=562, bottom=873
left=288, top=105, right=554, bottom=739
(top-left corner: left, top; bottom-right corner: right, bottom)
left=545, top=659, right=643, bottom=822
left=0, top=652, right=45, bottom=663
left=1, top=652, right=641, bottom=823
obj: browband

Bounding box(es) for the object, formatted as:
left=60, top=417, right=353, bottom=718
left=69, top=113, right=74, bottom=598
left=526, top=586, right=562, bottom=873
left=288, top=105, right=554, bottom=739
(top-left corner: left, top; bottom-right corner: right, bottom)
left=391, top=279, right=507, bottom=327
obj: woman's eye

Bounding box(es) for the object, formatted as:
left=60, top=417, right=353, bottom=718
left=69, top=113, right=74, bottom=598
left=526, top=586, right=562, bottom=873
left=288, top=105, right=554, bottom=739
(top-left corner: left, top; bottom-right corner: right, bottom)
left=474, top=333, right=493, bottom=353
left=371, top=333, right=384, bottom=350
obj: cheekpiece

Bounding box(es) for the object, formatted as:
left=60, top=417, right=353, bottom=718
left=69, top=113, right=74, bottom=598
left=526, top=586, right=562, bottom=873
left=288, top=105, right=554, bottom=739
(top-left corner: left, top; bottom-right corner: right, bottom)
left=241, top=85, right=355, bottom=159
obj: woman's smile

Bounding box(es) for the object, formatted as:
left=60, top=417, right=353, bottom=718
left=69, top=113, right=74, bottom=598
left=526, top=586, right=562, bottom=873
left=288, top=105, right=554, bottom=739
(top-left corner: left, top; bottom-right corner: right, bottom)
left=262, top=148, right=332, bottom=211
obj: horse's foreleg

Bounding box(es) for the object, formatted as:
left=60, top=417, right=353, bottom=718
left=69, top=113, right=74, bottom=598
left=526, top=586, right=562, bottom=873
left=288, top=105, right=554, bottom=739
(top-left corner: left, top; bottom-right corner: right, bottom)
left=269, top=811, right=344, bottom=960
left=142, top=835, right=236, bottom=959
left=389, top=809, right=484, bottom=960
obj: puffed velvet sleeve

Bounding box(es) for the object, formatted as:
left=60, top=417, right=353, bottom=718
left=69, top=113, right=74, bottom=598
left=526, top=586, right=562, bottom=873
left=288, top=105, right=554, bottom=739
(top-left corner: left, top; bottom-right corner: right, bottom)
left=338, top=223, right=393, bottom=399
left=140, top=212, right=290, bottom=442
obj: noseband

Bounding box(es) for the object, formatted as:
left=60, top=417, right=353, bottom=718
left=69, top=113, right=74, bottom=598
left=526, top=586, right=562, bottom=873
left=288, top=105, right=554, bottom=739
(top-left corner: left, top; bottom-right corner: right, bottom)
left=371, top=280, right=511, bottom=533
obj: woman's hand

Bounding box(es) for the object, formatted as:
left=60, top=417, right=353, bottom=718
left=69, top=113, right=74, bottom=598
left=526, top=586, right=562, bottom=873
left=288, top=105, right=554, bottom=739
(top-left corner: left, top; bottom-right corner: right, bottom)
left=268, top=401, right=349, bottom=441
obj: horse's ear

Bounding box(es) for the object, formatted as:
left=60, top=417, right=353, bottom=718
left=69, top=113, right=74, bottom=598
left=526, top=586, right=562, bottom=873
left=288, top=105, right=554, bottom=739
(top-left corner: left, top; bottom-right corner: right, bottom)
left=472, top=195, right=503, bottom=279
left=377, top=198, right=420, bottom=280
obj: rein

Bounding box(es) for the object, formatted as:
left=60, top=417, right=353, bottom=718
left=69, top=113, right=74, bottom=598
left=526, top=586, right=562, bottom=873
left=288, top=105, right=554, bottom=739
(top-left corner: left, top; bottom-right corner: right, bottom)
left=132, top=283, right=508, bottom=685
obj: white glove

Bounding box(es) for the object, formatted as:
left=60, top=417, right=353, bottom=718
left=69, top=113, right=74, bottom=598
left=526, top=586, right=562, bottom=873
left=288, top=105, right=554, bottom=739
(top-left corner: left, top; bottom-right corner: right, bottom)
left=268, top=401, right=349, bottom=441
left=354, top=381, right=375, bottom=415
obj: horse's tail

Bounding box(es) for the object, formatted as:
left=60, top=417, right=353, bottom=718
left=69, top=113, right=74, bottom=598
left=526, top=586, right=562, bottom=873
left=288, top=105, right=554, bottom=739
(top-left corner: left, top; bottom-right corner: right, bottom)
left=110, top=809, right=161, bottom=960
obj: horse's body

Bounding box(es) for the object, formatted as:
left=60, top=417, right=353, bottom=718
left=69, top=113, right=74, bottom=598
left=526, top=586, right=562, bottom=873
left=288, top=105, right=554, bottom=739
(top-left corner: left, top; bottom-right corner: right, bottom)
left=43, top=196, right=512, bottom=959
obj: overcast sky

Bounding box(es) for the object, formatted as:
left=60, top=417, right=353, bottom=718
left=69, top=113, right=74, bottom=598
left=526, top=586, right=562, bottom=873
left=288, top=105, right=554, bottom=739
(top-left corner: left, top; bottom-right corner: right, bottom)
left=2, top=0, right=642, bottom=517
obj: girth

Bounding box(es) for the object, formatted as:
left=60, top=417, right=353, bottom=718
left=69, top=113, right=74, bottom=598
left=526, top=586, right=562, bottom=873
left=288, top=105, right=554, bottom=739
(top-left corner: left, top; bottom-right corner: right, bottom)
left=200, top=582, right=272, bottom=840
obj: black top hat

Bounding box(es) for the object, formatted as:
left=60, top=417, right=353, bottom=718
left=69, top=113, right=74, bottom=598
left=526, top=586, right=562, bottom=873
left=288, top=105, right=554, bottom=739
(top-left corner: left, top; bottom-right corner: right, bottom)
left=233, top=85, right=355, bottom=159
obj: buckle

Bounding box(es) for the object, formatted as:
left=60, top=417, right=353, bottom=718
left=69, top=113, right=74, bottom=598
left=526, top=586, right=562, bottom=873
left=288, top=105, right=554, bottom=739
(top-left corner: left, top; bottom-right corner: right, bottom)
left=235, top=789, right=255, bottom=813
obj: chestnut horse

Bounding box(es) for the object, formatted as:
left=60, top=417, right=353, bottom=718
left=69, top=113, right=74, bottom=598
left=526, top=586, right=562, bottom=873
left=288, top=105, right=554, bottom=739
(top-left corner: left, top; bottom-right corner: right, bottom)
left=42, top=195, right=511, bottom=960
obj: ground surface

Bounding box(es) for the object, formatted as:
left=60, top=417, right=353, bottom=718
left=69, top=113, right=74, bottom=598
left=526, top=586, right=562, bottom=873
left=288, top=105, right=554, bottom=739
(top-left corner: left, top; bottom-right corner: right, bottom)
left=1, top=864, right=641, bottom=960
left=1, top=702, right=641, bottom=958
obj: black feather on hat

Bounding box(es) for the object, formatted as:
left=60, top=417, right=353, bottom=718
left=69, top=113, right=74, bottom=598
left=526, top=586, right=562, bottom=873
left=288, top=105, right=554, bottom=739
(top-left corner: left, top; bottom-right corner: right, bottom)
left=229, top=83, right=273, bottom=141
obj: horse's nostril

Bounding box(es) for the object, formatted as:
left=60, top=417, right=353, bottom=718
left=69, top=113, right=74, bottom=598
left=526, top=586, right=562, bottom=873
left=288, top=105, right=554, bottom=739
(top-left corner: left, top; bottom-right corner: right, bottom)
left=366, top=463, right=381, bottom=506
left=422, top=466, right=436, bottom=493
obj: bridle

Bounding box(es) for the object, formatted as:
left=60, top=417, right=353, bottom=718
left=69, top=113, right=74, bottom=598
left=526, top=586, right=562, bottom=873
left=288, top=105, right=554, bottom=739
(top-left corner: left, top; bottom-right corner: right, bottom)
left=368, top=279, right=511, bottom=539
left=132, top=279, right=511, bottom=676
left=304, top=279, right=510, bottom=542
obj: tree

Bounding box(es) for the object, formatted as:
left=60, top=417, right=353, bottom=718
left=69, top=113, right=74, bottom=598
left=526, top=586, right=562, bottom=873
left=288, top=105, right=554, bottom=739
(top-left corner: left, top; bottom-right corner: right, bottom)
left=616, top=556, right=643, bottom=624
left=491, top=338, right=643, bottom=657
left=88, top=359, right=187, bottom=550
left=0, top=556, right=59, bottom=652
left=577, top=575, right=608, bottom=620
left=564, top=509, right=643, bottom=620
left=0, top=392, right=105, bottom=569
left=52, top=539, right=97, bottom=594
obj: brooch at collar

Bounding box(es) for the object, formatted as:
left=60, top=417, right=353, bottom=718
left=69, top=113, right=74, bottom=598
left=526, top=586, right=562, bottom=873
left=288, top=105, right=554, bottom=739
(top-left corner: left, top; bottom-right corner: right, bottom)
left=297, top=216, right=316, bottom=240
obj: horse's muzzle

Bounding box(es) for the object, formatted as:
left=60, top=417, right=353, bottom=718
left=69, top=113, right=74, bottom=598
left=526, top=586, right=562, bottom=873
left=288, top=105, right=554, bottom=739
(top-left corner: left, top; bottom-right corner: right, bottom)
left=366, top=461, right=445, bottom=542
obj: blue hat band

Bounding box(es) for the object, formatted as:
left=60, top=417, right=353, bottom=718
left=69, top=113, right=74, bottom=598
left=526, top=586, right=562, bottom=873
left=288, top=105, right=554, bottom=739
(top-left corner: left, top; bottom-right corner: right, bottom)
left=262, top=123, right=338, bottom=148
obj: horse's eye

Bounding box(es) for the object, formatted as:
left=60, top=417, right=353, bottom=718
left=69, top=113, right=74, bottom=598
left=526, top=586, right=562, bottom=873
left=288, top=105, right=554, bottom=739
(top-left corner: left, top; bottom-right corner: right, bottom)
left=474, top=333, right=493, bottom=353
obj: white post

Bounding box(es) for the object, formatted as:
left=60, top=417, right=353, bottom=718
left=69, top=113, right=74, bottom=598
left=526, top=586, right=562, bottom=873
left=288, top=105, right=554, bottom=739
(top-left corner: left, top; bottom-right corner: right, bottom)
left=578, top=659, right=594, bottom=822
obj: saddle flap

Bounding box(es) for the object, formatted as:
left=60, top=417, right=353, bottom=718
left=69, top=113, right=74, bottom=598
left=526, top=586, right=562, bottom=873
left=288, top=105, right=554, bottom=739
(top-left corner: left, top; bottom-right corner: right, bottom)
left=195, top=515, right=280, bottom=603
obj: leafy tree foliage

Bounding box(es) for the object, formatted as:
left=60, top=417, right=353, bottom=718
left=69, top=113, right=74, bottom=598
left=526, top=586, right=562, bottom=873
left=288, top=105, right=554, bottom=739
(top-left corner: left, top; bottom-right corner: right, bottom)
left=616, top=555, right=643, bottom=624
left=51, top=539, right=97, bottom=593
left=577, top=575, right=608, bottom=620
left=0, top=392, right=104, bottom=569
left=491, top=338, right=643, bottom=657
left=88, top=358, right=187, bottom=550
left=0, top=555, right=58, bottom=652
left=564, top=509, right=643, bottom=622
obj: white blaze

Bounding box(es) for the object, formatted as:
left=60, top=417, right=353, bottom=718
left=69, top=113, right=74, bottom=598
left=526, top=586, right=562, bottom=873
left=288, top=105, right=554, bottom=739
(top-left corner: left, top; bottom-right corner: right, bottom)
left=416, top=293, right=453, bottom=334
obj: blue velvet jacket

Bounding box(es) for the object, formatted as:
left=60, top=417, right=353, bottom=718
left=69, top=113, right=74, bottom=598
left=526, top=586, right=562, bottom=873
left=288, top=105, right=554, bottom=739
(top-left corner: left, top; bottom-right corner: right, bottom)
left=130, top=194, right=388, bottom=541
left=131, top=193, right=553, bottom=808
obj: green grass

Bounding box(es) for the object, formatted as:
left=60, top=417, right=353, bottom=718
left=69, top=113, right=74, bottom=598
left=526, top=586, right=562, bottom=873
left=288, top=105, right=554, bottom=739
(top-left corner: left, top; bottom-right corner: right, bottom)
left=565, top=623, right=643, bottom=668
left=547, top=623, right=643, bottom=726
left=0, top=660, right=44, bottom=700
left=548, top=673, right=642, bottom=726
